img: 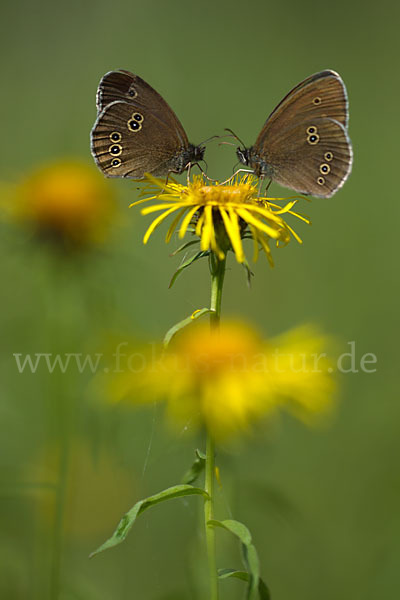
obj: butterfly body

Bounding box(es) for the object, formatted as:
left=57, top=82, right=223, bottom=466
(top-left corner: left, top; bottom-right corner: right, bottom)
left=236, top=70, right=352, bottom=198
left=236, top=147, right=275, bottom=178
left=91, top=70, right=205, bottom=179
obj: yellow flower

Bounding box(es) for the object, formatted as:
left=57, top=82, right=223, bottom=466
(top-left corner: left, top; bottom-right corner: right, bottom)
left=131, top=174, right=309, bottom=265
left=106, top=321, right=336, bottom=441
left=2, top=161, right=116, bottom=247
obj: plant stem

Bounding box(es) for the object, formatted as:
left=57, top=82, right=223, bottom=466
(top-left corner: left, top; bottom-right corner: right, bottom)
left=204, top=433, right=218, bottom=600
left=210, top=253, right=226, bottom=330
left=204, top=253, right=226, bottom=600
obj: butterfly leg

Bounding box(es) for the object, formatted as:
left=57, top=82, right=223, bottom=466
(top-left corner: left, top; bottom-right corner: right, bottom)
left=257, top=176, right=264, bottom=197
left=256, top=177, right=273, bottom=197
left=186, top=163, right=192, bottom=184
left=218, top=168, right=254, bottom=185
left=194, top=161, right=219, bottom=183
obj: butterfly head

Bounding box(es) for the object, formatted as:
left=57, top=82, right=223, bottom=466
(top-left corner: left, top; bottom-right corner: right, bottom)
left=222, top=129, right=250, bottom=167
left=236, top=146, right=250, bottom=167
left=190, top=143, right=206, bottom=163
left=182, top=143, right=206, bottom=173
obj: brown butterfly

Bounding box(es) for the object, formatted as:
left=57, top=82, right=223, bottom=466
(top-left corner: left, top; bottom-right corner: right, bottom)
left=90, top=70, right=205, bottom=179
left=233, top=70, right=352, bottom=198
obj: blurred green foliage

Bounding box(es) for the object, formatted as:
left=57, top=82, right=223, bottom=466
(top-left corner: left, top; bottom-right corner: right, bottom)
left=1, top=0, right=399, bottom=598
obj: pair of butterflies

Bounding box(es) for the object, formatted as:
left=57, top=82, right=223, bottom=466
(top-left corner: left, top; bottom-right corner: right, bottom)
left=91, top=69, right=352, bottom=198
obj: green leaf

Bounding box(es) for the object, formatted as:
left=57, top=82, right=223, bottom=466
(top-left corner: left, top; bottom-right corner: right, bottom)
left=257, top=578, right=271, bottom=600
left=170, top=239, right=200, bottom=256
left=169, top=250, right=209, bottom=288
left=242, top=258, right=254, bottom=287
left=218, top=568, right=248, bottom=582
left=242, top=543, right=260, bottom=600
left=209, top=519, right=253, bottom=546
left=209, top=519, right=259, bottom=599
left=182, top=449, right=206, bottom=485
left=218, top=569, right=271, bottom=599
left=163, top=308, right=213, bottom=349
left=90, top=484, right=209, bottom=558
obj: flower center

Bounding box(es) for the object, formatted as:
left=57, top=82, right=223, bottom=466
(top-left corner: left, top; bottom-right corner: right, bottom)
left=193, top=184, right=255, bottom=204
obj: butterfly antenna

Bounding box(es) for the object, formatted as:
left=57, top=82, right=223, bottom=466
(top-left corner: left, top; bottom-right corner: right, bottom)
left=218, top=141, right=236, bottom=147
left=199, top=134, right=220, bottom=146
left=224, top=128, right=246, bottom=148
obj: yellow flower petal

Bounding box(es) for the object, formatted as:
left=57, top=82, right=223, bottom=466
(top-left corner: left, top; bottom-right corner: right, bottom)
left=195, top=211, right=205, bottom=237
left=219, top=207, right=245, bottom=263
left=236, top=207, right=281, bottom=239
left=141, top=203, right=180, bottom=215
left=165, top=208, right=188, bottom=243
left=200, top=204, right=213, bottom=252
left=143, top=206, right=182, bottom=244
left=179, top=205, right=201, bottom=238
left=248, top=224, right=260, bottom=263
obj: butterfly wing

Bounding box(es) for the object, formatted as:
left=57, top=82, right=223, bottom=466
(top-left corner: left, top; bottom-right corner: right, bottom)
left=96, top=70, right=140, bottom=111
left=91, top=70, right=193, bottom=178
left=91, top=100, right=189, bottom=178
left=96, top=70, right=188, bottom=142
left=260, top=70, right=349, bottom=132
left=260, top=117, right=352, bottom=198
left=251, top=70, right=352, bottom=197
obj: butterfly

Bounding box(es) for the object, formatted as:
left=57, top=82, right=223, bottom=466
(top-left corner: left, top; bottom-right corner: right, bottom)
left=233, top=70, right=352, bottom=198
left=90, top=70, right=205, bottom=179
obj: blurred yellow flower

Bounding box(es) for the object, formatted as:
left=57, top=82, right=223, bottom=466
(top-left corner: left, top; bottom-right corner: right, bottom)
left=1, top=161, right=116, bottom=247
left=131, top=175, right=309, bottom=265
left=107, top=321, right=336, bottom=440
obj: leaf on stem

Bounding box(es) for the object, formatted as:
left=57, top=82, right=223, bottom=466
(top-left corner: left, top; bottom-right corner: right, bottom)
left=218, top=569, right=271, bottom=600
left=163, top=308, right=214, bottom=349
left=170, top=239, right=200, bottom=256
left=209, top=519, right=261, bottom=600
left=169, top=250, right=209, bottom=288
left=90, top=484, right=209, bottom=557
left=182, top=449, right=206, bottom=485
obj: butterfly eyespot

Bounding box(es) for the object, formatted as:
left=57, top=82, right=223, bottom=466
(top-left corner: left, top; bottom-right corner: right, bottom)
left=307, top=125, right=317, bottom=135
left=128, top=86, right=137, bottom=98
left=109, top=144, right=122, bottom=156
left=307, top=133, right=320, bottom=145
left=128, top=119, right=142, bottom=132
left=320, top=163, right=330, bottom=174
left=313, top=97, right=322, bottom=105
left=111, top=158, right=121, bottom=167
left=110, top=131, right=122, bottom=142
left=317, top=176, right=325, bottom=185
left=132, top=112, right=143, bottom=122
left=324, top=151, right=333, bottom=161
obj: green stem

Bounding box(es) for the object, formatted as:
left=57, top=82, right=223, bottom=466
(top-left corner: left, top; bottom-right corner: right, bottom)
left=204, top=253, right=226, bottom=600
left=205, top=434, right=218, bottom=600
left=210, top=253, right=226, bottom=330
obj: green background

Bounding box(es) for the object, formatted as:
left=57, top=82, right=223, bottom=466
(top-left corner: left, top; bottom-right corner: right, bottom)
left=1, top=0, right=399, bottom=598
